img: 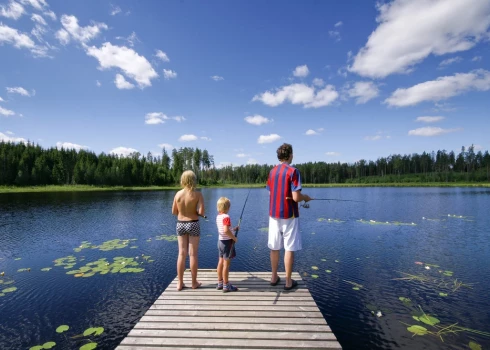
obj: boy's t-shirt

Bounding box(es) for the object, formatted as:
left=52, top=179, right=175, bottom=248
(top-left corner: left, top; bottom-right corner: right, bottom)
left=216, top=213, right=234, bottom=241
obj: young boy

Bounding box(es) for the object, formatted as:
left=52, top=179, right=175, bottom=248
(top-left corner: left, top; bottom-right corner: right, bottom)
left=216, top=197, right=239, bottom=292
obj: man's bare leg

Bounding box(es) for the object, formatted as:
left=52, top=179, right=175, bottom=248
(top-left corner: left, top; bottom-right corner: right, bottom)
left=284, top=250, right=294, bottom=288
left=189, top=235, right=201, bottom=289
left=270, top=249, right=280, bottom=284
left=177, top=235, right=189, bottom=291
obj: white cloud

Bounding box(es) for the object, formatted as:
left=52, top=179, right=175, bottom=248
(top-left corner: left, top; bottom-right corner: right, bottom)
left=305, top=129, right=318, bottom=135
left=0, top=131, right=26, bottom=143
left=179, top=134, right=198, bottom=142
left=236, top=153, right=250, bottom=158
left=293, top=65, right=309, bottom=78
left=385, top=69, right=490, bottom=107
left=114, top=74, right=135, bottom=89
left=86, top=42, right=158, bottom=88
left=244, top=114, right=272, bottom=125
left=200, top=136, right=211, bottom=141
left=56, top=15, right=108, bottom=45
left=163, top=69, right=177, bottom=79
left=172, top=116, right=185, bottom=122
left=312, top=78, right=325, bottom=87
left=364, top=135, right=382, bottom=141
left=145, top=112, right=168, bottom=124
left=326, top=152, right=340, bottom=156
left=247, top=158, right=258, bottom=165
left=0, top=96, right=4, bottom=102
left=43, top=10, right=56, bottom=21
left=329, top=30, right=341, bottom=41
left=1, top=1, right=25, bottom=20
left=19, top=0, right=46, bottom=10
left=0, top=106, right=15, bottom=116
left=334, top=21, right=343, bottom=27
left=155, top=49, right=169, bottom=62
left=158, top=143, right=173, bottom=150
left=56, top=141, right=89, bottom=151
left=472, top=144, right=484, bottom=151
left=110, top=4, right=121, bottom=16
left=6, top=130, right=14, bottom=135
left=110, top=146, right=138, bottom=157
left=439, top=56, right=462, bottom=68
left=116, top=32, right=139, bottom=47
left=258, top=134, right=281, bottom=144
left=408, top=126, right=462, bottom=136
left=472, top=56, right=482, bottom=62
left=415, top=116, right=445, bottom=123
left=349, top=0, right=490, bottom=78
left=346, top=81, right=379, bottom=104
left=96, top=80, right=101, bottom=87
left=31, top=13, right=46, bottom=25
left=0, top=23, right=47, bottom=56
left=253, top=83, right=339, bottom=108
left=211, top=75, right=224, bottom=81
left=6, top=86, right=32, bottom=96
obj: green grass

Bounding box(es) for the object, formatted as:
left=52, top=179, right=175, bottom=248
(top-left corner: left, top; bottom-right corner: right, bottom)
left=1, top=182, right=489, bottom=194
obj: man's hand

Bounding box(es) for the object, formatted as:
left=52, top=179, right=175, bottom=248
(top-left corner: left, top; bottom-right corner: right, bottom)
left=303, top=194, right=312, bottom=202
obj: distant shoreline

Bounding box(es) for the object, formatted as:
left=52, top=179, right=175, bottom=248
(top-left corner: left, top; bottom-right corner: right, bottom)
left=1, top=182, right=489, bottom=194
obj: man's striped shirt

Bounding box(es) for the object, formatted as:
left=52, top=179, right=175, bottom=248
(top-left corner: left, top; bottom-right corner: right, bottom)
left=266, top=163, right=302, bottom=219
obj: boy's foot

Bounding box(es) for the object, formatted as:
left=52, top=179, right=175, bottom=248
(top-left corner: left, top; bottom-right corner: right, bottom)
left=192, top=281, right=202, bottom=289
left=223, top=283, right=238, bottom=293
left=216, top=280, right=223, bottom=290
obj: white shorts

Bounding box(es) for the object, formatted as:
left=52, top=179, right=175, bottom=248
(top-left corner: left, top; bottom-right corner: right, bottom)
left=268, top=217, right=301, bottom=252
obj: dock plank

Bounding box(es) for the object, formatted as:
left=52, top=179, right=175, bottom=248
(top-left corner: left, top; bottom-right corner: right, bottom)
left=116, top=271, right=342, bottom=349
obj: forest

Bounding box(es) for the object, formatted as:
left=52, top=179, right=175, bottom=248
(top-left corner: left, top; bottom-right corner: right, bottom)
left=0, top=141, right=489, bottom=187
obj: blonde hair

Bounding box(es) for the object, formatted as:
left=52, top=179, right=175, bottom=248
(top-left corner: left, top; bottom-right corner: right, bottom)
left=180, top=170, right=196, bottom=191
left=217, top=197, right=230, bottom=213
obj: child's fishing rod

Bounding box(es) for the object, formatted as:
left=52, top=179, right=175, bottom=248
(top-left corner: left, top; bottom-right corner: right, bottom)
left=236, top=189, right=251, bottom=237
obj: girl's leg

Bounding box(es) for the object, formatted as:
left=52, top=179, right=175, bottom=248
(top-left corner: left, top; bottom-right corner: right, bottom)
left=189, top=235, right=201, bottom=289
left=223, top=258, right=230, bottom=284
left=177, top=234, right=189, bottom=291
left=217, top=257, right=224, bottom=290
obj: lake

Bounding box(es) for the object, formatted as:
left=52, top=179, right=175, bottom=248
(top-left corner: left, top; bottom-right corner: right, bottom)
left=1, top=187, right=490, bottom=350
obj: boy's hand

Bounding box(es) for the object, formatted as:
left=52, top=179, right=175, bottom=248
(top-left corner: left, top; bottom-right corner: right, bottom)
left=234, top=226, right=240, bottom=233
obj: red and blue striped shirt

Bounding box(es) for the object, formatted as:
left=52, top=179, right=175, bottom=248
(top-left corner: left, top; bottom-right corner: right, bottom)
left=266, top=163, right=302, bottom=219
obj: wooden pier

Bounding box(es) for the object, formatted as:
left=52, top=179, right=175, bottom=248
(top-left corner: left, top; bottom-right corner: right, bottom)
left=117, top=270, right=342, bottom=349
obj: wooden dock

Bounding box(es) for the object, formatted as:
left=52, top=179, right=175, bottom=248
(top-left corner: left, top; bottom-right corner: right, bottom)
left=117, top=270, right=342, bottom=349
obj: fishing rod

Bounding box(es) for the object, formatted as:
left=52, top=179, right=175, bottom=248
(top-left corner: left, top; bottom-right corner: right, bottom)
left=236, top=189, right=252, bottom=237
left=286, top=197, right=366, bottom=208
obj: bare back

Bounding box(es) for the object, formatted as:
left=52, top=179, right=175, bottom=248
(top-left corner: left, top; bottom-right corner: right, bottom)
left=172, top=189, right=204, bottom=221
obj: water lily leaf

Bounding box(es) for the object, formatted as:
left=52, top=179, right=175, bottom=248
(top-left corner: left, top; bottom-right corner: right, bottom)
left=352, top=287, right=360, bottom=290
left=14, top=258, right=21, bottom=260
left=443, top=271, right=453, bottom=277
left=42, top=341, right=56, bottom=349
left=311, top=266, right=319, bottom=270
left=82, top=273, right=95, bottom=278
left=469, top=341, right=482, bottom=350
left=413, top=314, right=440, bottom=326
left=320, top=259, right=326, bottom=262
left=335, top=260, right=339, bottom=263
left=0, top=293, right=5, bottom=297
left=41, top=268, right=52, bottom=272
left=80, top=343, right=97, bottom=350
left=17, top=268, right=29, bottom=272
left=407, top=325, right=428, bottom=336
left=83, top=327, right=104, bottom=336
left=311, top=274, right=319, bottom=279
left=439, top=292, right=448, bottom=297
left=2, top=287, right=17, bottom=293
left=56, top=325, right=69, bottom=333
left=399, top=297, right=412, bottom=305
left=326, top=270, right=332, bottom=273
left=29, top=346, right=43, bottom=350
left=74, top=273, right=84, bottom=278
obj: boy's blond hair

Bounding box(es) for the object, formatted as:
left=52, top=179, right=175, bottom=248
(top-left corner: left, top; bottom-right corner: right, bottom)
left=180, top=170, right=196, bottom=191
left=217, top=197, right=231, bottom=213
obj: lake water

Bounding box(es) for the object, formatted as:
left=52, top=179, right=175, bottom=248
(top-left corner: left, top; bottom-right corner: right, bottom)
left=1, top=187, right=490, bottom=350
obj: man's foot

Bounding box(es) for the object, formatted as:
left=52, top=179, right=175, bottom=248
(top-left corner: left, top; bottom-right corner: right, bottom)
left=192, top=282, right=202, bottom=289
left=177, top=283, right=186, bottom=291
left=284, top=279, right=298, bottom=291
left=270, top=276, right=281, bottom=286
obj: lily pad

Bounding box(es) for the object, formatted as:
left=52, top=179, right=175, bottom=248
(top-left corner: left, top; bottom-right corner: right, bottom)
left=320, top=259, right=326, bottom=262
left=17, top=268, right=30, bottom=272
left=326, top=270, right=332, bottom=273
left=407, top=325, right=428, bottom=336
left=42, top=342, right=56, bottom=349
left=83, top=327, right=104, bottom=337
left=0, top=293, right=5, bottom=297
left=335, top=260, right=339, bottom=263
left=399, top=297, right=412, bottom=305
left=413, top=314, right=440, bottom=326
left=311, top=266, right=319, bottom=270
left=80, top=343, right=97, bottom=350
left=311, top=274, right=319, bottom=279
left=439, top=292, right=448, bottom=297
left=14, top=258, right=21, bottom=260
left=469, top=341, right=482, bottom=350
left=41, top=268, right=52, bottom=272
left=29, top=346, right=43, bottom=350
left=443, top=270, right=453, bottom=277
left=56, top=325, right=69, bottom=333
left=2, top=287, right=17, bottom=293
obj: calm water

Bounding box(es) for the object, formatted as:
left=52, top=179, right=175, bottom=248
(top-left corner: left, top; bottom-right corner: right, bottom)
left=1, top=188, right=490, bottom=350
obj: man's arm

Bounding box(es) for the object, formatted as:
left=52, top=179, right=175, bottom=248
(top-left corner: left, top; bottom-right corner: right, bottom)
left=292, top=190, right=311, bottom=203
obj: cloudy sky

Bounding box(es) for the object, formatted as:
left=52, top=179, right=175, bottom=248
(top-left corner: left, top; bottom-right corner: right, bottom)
left=1, top=0, right=489, bottom=166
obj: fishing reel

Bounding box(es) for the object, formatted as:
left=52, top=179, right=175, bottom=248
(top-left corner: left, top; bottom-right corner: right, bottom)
left=300, top=201, right=310, bottom=209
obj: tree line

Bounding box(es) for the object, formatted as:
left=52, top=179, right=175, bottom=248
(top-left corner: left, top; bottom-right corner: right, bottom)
left=0, top=141, right=489, bottom=187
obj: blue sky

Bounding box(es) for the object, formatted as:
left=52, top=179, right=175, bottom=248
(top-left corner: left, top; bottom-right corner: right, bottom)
left=1, top=0, right=490, bottom=167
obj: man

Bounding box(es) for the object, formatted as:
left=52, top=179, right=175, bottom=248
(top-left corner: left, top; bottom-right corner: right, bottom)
left=266, top=143, right=311, bottom=290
